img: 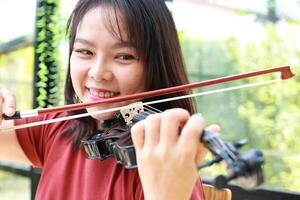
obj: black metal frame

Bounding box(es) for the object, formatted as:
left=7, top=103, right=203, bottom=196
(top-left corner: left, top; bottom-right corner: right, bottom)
left=0, top=35, right=33, bottom=54
left=1, top=162, right=299, bottom=200
left=0, top=161, right=40, bottom=200
left=203, top=180, right=300, bottom=200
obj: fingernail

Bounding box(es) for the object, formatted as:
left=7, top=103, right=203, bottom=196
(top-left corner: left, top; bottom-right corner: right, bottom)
left=6, top=107, right=15, bottom=116
left=195, top=113, right=202, bottom=117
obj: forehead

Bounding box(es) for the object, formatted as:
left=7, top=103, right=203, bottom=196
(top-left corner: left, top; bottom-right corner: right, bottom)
left=76, top=6, right=127, bottom=41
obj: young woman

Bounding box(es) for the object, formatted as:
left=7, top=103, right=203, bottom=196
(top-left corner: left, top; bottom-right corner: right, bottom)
left=0, top=0, right=219, bottom=199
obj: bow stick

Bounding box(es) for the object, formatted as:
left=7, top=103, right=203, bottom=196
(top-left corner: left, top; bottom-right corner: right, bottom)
left=1, top=66, right=295, bottom=130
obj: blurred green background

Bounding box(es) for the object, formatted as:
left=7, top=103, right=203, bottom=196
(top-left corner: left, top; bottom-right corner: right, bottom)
left=0, top=0, right=299, bottom=199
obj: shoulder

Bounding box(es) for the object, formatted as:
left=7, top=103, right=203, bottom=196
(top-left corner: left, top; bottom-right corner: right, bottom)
left=41, top=112, right=74, bottom=136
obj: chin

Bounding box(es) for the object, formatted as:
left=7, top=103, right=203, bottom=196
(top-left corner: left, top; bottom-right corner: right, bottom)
left=86, top=107, right=116, bottom=120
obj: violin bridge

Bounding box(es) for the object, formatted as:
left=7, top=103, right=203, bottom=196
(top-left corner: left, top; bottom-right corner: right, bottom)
left=120, top=102, right=144, bottom=125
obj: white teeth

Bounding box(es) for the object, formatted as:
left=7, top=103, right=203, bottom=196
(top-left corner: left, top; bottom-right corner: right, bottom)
left=104, top=92, right=110, bottom=98
left=89, top=89, right=117, bottom=98
left=99, top=92, right=105, bottom=97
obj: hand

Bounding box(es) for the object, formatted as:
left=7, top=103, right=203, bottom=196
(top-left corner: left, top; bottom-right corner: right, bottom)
left=0, top=86, right=16, bottom=124
left=131, top=108, right=220, bottom=200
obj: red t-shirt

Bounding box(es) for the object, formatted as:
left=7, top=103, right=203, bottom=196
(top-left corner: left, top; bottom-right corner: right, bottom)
left=15, top=113, right=205, bottom=200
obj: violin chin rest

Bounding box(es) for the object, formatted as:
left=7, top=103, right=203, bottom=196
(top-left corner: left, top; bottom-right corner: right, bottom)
left=213, top=175, right=229, bottom=189
left=233, top=168, right=264, bottom=190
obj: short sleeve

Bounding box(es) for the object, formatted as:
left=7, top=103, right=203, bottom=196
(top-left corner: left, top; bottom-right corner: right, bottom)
left=15, top=115, right=46, bottom=167
left=14, top=112, right=67, bottom=168
left=191, top=178, right=205, bottom=199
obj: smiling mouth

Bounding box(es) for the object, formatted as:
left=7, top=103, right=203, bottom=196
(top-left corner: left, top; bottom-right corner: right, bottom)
left=88, top=88, right=120, bottom=99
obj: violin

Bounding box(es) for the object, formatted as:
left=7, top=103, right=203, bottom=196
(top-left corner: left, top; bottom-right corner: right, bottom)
left=1, top=66, right=295, bottom=189
left=81, top=102, right=265, bottom=190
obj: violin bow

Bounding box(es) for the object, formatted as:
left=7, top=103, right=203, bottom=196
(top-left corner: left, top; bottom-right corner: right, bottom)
left=1, top=66, right=295, bottom=130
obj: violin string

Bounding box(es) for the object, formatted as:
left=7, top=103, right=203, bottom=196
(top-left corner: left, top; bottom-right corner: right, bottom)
left=138, top=107, right=239, bottom=162
left=209, top=138, right=223, bottom=153
left=145, top=105, right=237, bottom=160
left=210, top=137, right=237, bottom=161
left=142, top=107, right=238, bottom=161
left=143, top=107, right=157, bottom=114
left=140, top=106, right=160, bottom=118
left=144, top=105, right=163, bottom=113
left=143, top=106, right=157, bottom=114
left=144, top=105, right=236, bottom=160
left=140, top=110, right=154, bottom=117
left=142, top=108, right=156, bottom=115
left=0, top=79, right=281, bottom=131
left=209, top=135, right=237, bottom=160
left=134, top=108, right=156, bottom=119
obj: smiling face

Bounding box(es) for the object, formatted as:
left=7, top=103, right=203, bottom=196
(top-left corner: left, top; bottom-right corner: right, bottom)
left=70, top=6, right=145, bottom=121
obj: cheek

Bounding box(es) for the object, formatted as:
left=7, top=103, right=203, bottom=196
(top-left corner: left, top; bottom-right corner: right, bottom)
left=70, top=67, right=80, bottom=82
left=70, top=57, right=87, bottom=80
left=70, top=56, right=77, bottom=79
left=70, top=57, right=88, bottom=94
left=121, top=67, right=145, bottom=93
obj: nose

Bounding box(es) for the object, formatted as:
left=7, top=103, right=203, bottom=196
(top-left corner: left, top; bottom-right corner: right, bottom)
left=88, top=58, right=113, bottom=81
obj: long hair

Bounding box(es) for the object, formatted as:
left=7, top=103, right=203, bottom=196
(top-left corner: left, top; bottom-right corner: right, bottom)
left=64, top=0, right=196, bottom=147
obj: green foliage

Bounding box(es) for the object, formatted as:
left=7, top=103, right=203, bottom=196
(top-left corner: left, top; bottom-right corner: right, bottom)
left=231, top=24, right=300, bottom=191
left=179, top=33, right=247, bottom=141
left=180, top=24, right=300, bottom=192
left=34, top=0, right=61, bottom=108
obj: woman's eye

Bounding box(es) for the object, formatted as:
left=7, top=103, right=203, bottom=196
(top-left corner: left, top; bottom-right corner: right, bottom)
left=74, top=49, right=93, bottom=56
left=117, top=54, right=135, bottom=60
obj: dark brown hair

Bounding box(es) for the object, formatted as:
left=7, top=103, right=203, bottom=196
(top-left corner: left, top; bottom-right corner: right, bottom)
left=64, top=0, right=196, bottom=147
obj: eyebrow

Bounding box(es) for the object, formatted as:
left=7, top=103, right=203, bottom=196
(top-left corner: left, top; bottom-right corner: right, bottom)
left=111, top=41, right=134, bottom=49
left=74, top=38, right=94, bottom=46
left=74, top=37, right=134, bottom=49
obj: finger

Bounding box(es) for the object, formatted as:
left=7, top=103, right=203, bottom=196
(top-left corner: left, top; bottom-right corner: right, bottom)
left=206, top=124, right=221, bottom=133
left=0, top=97, right=3, bottom=122
left=131, top=120, right=146, bottom=152
left=0, top=88, right=16, bottom=116
left=144, top=113, right=161, bottom=148
left=196, top=124, right=221, bottom=164
left=178, top=113, right=205, bottom=159
left=160, top=108, right=190, bottom=145
left=195, top=141, right=208, bottom=164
